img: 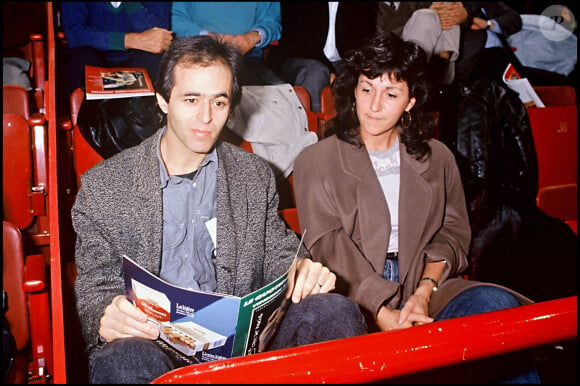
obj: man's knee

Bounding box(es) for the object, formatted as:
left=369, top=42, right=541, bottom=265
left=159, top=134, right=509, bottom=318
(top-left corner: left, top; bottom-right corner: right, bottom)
left=409, top=8, right=440, bottom=28
left=89, top=337, right=173, bottom=384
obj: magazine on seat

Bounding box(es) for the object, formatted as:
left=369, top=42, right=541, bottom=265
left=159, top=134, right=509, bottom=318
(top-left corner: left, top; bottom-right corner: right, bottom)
left=502, top=63, right=545, bottom=108
left=85, top=65, right=155, bottom=100
left=122, top=242, right=303, bottom=363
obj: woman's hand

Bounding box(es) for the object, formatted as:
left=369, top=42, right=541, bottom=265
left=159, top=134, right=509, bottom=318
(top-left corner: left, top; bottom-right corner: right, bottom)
left=376, top=291, right=434, bottom=331
left=397, top=292, right=434, bottom=326
left=98, top=295, right=160, bottom=343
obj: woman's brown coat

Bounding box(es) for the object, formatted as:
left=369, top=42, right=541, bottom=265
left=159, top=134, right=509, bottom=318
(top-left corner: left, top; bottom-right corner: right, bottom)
left=294, top=135, right=532, bottom=324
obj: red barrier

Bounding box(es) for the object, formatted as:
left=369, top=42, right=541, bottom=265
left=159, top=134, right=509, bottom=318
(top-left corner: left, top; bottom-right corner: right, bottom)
left=153, top=296, right=577, bottom=384
left=45, top=1, right=68, bottom=383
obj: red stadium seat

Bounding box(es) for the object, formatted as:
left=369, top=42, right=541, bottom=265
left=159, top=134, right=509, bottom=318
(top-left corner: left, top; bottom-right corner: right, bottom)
left=2, top=113, right=49, bottom=247
left=3, top=220, right=52, bottom=384
left=69, top=88, right=105, bottom=186
left=2, top=85, right=31, bottom=119
left=528, top=87, right=577, bottom=226
left=3, top=114, right=34, bottom=230
left=278, top=207, right=301, bottom=235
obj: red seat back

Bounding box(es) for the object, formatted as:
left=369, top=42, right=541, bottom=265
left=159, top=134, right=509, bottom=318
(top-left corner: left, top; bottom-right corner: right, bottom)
left=528, top=87, right=577, bottom=226
left=528, top=105, right=577, bottom=189
left=69, top=88, right=105, bottom=185
left=3, top=114, right=34, bottom=229
left=2, top=85, right=31, bottom=119
left=536, top=183, right=577, bottom=222
left=278, top=207, right=301, bottom=235
left=3, top=221, right=30, bottom=350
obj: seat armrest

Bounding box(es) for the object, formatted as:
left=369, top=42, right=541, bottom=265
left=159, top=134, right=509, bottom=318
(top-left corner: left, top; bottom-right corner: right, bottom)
left=23, top=254, right=46, bottom=293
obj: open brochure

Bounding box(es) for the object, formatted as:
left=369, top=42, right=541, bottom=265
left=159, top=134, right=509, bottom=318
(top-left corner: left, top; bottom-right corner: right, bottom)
left=85, top=65, right=155, bottom=100
left=122, top=234, right=305, bottom=363
left=502, top=63, right=545, bottom=108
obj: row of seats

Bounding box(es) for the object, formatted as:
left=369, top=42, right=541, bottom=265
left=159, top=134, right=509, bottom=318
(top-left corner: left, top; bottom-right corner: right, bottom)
left=2, top=14, right=54, bottom=383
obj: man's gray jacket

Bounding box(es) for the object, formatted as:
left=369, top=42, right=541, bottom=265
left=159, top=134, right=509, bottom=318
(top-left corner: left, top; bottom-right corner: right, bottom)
left=72, top=128, right=301, bottom=356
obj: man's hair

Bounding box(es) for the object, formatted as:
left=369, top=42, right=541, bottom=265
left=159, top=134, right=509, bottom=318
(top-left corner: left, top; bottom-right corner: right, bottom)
left=154, top=35, right=244, bottom=126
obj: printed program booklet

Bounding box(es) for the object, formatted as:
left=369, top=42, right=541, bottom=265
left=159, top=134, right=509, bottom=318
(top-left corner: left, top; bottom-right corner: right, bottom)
left=85, top=65, right=155, bottom=100
left=502, top=63, right=545, bottom=108
left=122, top=244, right=303, bottom=364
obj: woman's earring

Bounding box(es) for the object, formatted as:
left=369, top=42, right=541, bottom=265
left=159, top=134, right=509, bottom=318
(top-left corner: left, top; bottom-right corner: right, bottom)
left=352, top=102, right=356, bottom=112
left=401, top=111, right=412, bottom=129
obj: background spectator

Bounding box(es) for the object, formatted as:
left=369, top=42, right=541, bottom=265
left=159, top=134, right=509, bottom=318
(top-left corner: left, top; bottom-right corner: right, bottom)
left=172, top=2, right=284, bottom=86
left=266, top=2, right=378, bottom=112
left=377, top=2, right=468, bottom=85
left=60, top=2, right=172, bottom=97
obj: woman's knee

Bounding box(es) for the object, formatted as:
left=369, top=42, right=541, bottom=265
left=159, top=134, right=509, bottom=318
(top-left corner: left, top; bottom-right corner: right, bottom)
left=436, top=286, right=521, bottom=320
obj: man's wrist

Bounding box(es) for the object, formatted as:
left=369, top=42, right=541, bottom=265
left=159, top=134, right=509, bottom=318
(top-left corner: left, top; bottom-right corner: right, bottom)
left=253, top=29, right=264, bottom=47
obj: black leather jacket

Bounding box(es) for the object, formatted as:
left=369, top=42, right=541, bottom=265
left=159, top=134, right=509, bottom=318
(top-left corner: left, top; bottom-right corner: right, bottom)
left=453, top=79, right=539, bottom=208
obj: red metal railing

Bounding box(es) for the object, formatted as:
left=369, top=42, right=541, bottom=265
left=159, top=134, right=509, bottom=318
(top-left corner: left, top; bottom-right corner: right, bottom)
left=153, top=296, right=577, bottom=384
left=45, top=1, right=68, bottom=383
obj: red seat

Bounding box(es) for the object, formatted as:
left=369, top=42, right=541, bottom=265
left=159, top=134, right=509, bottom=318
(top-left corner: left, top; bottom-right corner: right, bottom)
left=3, top=114, right=34, bottom=230
left=292, top=85, right=320, bottom=137
left=2, top=85, right=31, bottom=119
left=527, top=89, right=577, bottom=225
left=534, top=85, right=576, bottom=107
left=318, top=86, right=336, bottom=137
left=2, top=113, right=49, bottom=247
left=69, top=88, right=106, bottom=186
left=4, top=33, right=46, bottom=113
left=3, top=220, right=52, bottom=383
left=528, top=106, right=577, bottom=189
left=278, top=207, right=301, bottom=235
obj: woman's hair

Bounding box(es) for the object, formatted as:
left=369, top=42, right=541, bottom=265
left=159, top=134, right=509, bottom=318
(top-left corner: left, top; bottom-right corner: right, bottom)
left=326, top=30, right=437, bottom=160
left=154, top=35, right=244, bottom=127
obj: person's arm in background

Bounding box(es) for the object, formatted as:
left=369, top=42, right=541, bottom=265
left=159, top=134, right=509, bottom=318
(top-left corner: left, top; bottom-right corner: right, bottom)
left=62, top=2, right=172, bottom=53
left=248, top=2, right=282, bottom=49
left=430, top=2, right=468, bottom=30
left=124, top=2, right=172, bottom=54
left=216, top=2, right=282, bottom=56
left=471, top=2, right=522, bottom=36
left=171, top=2, right=207, bottom=38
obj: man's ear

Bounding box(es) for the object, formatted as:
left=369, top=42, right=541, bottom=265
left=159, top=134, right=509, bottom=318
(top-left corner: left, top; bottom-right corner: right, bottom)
left=156, top=92, right=168, bottom=114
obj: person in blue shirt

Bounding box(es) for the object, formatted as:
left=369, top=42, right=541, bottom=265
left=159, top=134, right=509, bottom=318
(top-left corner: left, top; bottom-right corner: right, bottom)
left=61, top=2, right=173, bottom=96
left=171, top=2, right=284, bottom=86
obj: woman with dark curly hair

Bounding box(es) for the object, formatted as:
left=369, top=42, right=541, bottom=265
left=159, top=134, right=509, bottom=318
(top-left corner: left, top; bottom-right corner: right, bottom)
left=293, top=31, right=540, bottom=383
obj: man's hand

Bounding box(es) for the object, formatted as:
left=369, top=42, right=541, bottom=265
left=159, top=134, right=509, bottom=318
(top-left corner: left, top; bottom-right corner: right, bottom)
left=210, top=31, right=260, bottom=55
left=288, top=258, right=336, bottom=303
left=431, top=2, right=468, bottom=30
left=98, top=295, right=160, bottom=343
left=470, top=16, right=489, bottom=30
left=125, top=27, right=173, bottom=53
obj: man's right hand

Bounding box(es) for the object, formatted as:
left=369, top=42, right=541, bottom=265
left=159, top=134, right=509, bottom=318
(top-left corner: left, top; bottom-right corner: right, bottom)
left=98, top=295, right=160, bottom=343
left=125, top=27, right=173, bottom=54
